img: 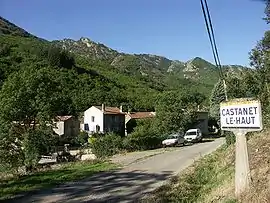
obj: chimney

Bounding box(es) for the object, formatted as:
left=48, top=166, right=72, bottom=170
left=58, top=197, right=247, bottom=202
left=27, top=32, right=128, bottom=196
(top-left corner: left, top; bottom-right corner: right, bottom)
left=120, top=105, right=123, bottom=113
left=101, top=104, right=105, bottom=112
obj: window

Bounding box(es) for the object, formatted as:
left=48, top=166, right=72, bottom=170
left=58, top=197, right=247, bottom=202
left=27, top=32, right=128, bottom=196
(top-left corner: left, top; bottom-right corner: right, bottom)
left=84, top=124, right=89, bottom=131
left=91, top=116, right=95, bottom=122
left=96, top=125, right=100, bottom=132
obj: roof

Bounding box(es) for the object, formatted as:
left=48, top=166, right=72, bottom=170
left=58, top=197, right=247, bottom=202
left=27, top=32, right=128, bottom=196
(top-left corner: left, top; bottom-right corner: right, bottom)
left=127, top=112, right=155, bottom=119
left=94, top=106, right=125, bottom=115
left=56, top=116, right=73, bottom=121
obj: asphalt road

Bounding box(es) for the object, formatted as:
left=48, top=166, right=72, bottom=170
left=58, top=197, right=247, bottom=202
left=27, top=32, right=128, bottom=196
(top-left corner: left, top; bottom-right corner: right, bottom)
left=5, top=138, right=224, bottom=203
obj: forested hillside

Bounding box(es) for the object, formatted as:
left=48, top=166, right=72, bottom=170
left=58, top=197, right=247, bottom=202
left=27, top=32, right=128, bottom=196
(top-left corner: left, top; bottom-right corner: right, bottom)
left=0, top=16, right=248, bottom=113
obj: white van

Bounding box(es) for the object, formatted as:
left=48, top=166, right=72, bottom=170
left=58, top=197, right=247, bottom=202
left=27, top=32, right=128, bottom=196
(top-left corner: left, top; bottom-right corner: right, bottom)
left=184, top=128, right=202, bottom=143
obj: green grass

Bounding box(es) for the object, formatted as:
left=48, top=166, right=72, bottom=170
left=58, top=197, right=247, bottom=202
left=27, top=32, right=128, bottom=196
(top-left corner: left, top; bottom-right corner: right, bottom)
left=141, top=144, right=235, bottom=203
left=0, top=161, right=118, bottom=200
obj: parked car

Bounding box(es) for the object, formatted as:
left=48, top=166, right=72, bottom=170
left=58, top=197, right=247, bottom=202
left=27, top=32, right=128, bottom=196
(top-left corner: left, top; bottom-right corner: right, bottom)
left=184, top=128, right=203, bottom=143
left=162, top=133, right=185, bottom=147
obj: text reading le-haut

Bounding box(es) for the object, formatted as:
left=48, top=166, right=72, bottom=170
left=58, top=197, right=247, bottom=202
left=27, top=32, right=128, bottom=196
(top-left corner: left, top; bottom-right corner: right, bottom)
left=221, top=107, right=258, bottom=125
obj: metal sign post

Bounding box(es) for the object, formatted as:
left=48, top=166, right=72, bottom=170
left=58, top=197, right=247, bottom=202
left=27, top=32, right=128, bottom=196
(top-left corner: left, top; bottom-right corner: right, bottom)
left=220, top=98, right=263, bottom=198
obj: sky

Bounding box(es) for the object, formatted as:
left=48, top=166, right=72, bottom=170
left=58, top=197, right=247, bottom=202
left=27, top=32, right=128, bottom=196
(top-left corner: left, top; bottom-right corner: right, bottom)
left=0, top=0, right=269, bottom=66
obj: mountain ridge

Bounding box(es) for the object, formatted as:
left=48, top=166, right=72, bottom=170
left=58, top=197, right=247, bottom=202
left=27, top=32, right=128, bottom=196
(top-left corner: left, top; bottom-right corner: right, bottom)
left=54, top=36, right=248, bottom=84
left=0, top=16, right=248, bottom=95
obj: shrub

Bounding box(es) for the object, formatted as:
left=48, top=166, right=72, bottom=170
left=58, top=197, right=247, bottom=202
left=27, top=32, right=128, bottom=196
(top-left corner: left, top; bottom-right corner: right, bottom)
left=123, top=120, right=165, bottom=151
left=90, top=133, right=123, bottom=158
left=76, top=131, right=89, bottom=146
left=225, top=131, right=236, bottom=146
left=123, top=134, right=163, bottom=151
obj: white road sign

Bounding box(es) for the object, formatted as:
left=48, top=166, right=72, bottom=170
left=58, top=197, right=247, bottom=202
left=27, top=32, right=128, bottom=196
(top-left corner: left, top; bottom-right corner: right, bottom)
left=220, top=98, right=262, bottom=131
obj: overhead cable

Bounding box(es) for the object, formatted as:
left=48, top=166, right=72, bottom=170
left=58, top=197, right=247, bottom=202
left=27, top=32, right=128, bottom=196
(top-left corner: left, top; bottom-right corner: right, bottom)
left=200, top=0, right=228, bottom=100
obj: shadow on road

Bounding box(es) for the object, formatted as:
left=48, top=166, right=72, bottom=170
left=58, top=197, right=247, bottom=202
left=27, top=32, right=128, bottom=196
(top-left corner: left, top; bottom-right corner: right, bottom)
left=3, top=170, right=173, bottom=203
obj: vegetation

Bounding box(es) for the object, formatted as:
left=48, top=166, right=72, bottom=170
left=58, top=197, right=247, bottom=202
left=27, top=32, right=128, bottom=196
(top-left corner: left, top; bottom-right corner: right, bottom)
left=123, top=119, right=165, bottom=151
left=142, top=2, right=270, bottom=202
left=141, top=144, right=235, bottom=203
left=90, top=90, right=207, bottom=158
left=0, top=160, right=117, bottom=200
left=90, top=133, right=123, bottom=158
left=0, top=1, right=269, bottom=193
left=0, top=17, right=226, bottom=168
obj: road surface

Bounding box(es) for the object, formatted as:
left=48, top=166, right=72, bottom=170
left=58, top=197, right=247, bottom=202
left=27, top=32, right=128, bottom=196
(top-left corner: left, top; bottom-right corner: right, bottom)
left=5, top=138, right=224, bottom=203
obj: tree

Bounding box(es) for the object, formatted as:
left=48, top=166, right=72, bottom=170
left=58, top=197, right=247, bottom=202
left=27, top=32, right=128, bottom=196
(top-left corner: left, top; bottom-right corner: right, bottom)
left=264, top=0, right=270, bottom=23
left=45, top=45, right=75, bottom=69
left=249, top=31, right=270, bottom=113
left=0, top=66, right=72, bottom=171
left=155, top=91, right=204, bottom=134
left=209, top=79, right=226, bottom=123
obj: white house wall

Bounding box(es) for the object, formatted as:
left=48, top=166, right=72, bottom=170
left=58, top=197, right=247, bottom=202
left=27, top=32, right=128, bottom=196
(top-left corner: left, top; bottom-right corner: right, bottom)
left=84, top=107, right=104, bottom=133
left=53, top=121, right=64, bottom=136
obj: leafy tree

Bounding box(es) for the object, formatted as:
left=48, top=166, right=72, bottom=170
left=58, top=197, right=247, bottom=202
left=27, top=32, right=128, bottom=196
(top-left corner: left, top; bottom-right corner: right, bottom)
left=0, top=66, right=72, bottom=171
left=264, top=0, right=270, bottom=23
left=209, top=79, right=226, bottom=122
left=249, top=31, right=270, bottom=113
left=155, top=91, right=204, bottom=134
left=46, top=45, right=75, bottom=69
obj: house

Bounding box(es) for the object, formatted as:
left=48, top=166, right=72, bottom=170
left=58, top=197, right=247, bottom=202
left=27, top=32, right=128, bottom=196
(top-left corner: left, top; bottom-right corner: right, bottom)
left=82, top=104, right=125, bottom=136
left=53, top=116, right=80, bottom=138
left=191, top=111, right=209, bottom=136
left=125, top=112, right=156, bottom=135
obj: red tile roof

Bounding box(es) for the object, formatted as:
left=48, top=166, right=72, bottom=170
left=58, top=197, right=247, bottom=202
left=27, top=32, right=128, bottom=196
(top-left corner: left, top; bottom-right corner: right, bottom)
left=56, top=116, right=73, bottom=121
left=94, top=106, right=125, bottom=115
left=127, top=112, right=155, bottom=119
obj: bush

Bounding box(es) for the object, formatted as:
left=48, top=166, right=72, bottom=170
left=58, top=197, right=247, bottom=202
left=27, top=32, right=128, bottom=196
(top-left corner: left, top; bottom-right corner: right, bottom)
left=225, top=131, right=236, bottom=146
left=123, top=134, right=163, bottom=151
left=90, top=133, right=123, bottom=158
left=123, top=119, right=165, bottom=151
left=76, top=131, right=89, bottom=146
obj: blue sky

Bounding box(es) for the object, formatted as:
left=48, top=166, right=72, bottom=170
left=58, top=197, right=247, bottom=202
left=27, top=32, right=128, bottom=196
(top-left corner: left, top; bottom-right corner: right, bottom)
left=1, top=0, right=268, bottom=66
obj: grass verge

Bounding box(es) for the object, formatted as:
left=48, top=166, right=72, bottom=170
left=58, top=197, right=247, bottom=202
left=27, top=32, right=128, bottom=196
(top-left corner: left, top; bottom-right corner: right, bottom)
left=142, top=131, right=270, bottom=203
left=0, top=160, right=118, bottom=200
left=141, top=144, right=235, bottom=203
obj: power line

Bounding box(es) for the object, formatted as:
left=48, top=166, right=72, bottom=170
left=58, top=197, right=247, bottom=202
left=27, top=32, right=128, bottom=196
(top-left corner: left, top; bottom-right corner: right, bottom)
left=200, top=0, right=228, bottom=101
left=200, top=0, right=220, bottom=77
left=203, top=0, right=223, bottom=75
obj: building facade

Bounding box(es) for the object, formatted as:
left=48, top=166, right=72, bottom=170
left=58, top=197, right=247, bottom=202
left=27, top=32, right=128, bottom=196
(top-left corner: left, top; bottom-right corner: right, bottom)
left=53, top=116, right=80, bottom=138
left=83, top=104, right=125, bottom=136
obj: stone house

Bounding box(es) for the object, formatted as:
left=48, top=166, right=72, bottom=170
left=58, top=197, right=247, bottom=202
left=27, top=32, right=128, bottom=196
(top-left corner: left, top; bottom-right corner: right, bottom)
left=53, top=116, right=80, bottom=138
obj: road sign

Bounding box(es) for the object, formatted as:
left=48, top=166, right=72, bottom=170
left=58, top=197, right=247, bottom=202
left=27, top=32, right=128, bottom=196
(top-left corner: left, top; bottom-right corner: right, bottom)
left=220, top=98, right=262, bottom=131
left=220, top=98, right=263, bottom=198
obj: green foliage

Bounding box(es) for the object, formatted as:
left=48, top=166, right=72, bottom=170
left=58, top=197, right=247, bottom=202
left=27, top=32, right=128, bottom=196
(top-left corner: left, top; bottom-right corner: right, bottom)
left=250, top=31, right=270, bottom=116
left=0, top=123, right=24, bottom=171
left=225, top=131, right=236, bottom=146
left=46, top=45, right=75, bottom=69
left=155, top=91, right=204, bottom=134
left=209, top=79, right=226, bottom=123
left=0, top=16, right=35, bottom=38
left=123, top=119, right=164, bottom=151
left=0, top=17, right=254, bottom=167
left=264, top=0, right=270, bottom=23
left=23, top=127, right=56, bottom=169
left=0, top=161, right=116, bottom=200
left=0, top=65, right=72, bottom=170
left=90, top=133, right=123, bottom=158
left=142, top=146, right=234, bottom=203
left=75, top=131, right=89, bottom=146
